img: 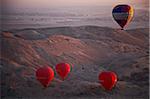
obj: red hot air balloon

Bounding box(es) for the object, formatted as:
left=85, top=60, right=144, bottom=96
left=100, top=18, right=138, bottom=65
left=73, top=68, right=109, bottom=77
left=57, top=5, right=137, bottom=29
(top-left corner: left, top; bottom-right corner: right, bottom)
left=99, top=71, right=117, bottom=90
left=112, top=4, right=134, bottom=30
left=56, top=63, right=71, bottom=80
left=36, top=67, right=54, bottom=88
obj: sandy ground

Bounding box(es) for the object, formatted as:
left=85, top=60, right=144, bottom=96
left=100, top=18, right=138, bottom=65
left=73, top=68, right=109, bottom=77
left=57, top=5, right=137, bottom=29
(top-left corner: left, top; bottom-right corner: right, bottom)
left=1, top=26, right=149, bottom=99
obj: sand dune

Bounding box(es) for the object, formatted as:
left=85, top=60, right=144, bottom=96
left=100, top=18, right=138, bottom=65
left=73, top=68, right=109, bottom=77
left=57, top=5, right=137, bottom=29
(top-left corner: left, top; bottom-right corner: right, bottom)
left=1, top=26, right=149, bottom=99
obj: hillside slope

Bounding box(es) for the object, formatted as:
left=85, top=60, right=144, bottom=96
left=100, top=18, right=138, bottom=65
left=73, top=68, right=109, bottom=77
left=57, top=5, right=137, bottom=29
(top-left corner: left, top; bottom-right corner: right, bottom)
left=1, top=26, right=149, bottom=99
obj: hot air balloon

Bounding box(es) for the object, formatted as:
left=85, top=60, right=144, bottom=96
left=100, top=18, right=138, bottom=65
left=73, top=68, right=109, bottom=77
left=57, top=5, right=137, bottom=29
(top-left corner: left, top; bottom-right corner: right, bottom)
left=99, top=71, right=117, bottom=91
left=112, top=4, right=134, bottom=30
left=36, top=67, right=54, bottom=88
left=56, top=63, right=71, bottom=80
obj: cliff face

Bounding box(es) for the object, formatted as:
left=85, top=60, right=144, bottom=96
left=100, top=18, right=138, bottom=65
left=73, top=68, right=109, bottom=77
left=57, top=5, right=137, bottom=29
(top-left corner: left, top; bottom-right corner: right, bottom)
left=1, top=26, right=149, bottom=99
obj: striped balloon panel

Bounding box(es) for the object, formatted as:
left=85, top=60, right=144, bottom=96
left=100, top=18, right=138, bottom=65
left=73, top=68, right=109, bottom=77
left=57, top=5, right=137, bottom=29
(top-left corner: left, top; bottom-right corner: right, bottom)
left=127, top=6, right=134, bottom=26
left=113, top=5, right=131, bottom=13
left=112, top=13, right=129, bottom=20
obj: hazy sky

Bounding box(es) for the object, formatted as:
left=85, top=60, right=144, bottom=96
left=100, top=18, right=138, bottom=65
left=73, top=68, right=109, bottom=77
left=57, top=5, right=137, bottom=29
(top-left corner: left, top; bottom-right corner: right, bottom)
left=3, top=0, right=149, bottom=8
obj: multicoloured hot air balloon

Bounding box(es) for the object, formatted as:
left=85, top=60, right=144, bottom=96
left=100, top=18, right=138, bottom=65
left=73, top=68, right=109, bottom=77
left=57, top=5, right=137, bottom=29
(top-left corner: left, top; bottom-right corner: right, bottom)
left=112, top=4, right=134, bottom=30
left=56, top=63, right=71, bottom=80
left=36, top=67, right=54, bottom=88
left=99, top=71, right=117, bottom=91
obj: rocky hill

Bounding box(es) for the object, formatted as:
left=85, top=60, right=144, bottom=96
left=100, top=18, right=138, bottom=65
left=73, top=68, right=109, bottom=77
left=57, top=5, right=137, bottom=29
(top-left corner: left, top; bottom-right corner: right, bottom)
left=1, top=26, right=149, bottom=99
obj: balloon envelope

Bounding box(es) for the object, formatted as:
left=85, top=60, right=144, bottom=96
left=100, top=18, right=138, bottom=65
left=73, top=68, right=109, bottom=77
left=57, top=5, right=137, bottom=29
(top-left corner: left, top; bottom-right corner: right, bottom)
left=112, top=4, right=134, bottom=29
left=56, top=63, right=71, bottom=80
left=36, top=67, right=54, bottom=88
left=99, top=71, right=117, bottom=90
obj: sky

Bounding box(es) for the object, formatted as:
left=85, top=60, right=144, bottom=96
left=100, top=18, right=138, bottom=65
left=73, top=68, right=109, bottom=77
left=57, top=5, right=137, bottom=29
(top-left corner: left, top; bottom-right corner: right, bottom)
left=3, top=0, right=149, bottom=8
